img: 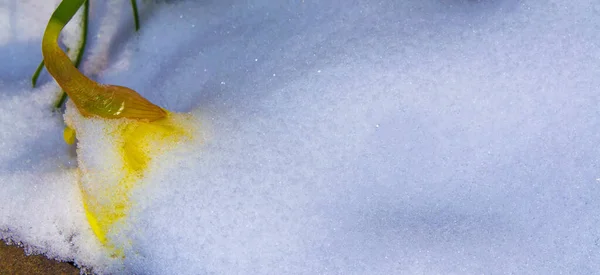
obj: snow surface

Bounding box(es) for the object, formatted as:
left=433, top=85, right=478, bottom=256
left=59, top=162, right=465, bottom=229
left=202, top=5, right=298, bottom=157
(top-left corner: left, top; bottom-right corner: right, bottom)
left=2, top=0, right=600, bottom=274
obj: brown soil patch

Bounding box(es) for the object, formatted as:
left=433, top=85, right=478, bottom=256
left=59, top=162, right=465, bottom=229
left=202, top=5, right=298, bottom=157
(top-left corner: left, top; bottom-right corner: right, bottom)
left=0, top=241, right=80, bottom=275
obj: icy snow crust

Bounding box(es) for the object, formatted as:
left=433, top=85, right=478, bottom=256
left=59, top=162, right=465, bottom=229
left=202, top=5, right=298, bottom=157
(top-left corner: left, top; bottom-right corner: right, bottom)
left=2, top=0, right=600, bottom=274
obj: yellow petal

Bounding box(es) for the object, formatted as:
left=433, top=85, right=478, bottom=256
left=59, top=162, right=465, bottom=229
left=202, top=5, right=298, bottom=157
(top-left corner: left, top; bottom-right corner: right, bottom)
left=63, top=126, right=76, bottom=145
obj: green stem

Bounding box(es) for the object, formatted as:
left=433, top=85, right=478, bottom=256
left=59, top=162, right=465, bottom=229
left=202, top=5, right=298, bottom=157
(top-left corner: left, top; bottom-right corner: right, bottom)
left=42, top=0, right=166, bottom=121
left=35, top=0, right=140, bottom=90
left=131, top=0, right=140, bottom=31
left=74, top=0, right=89, bottom=68
left=31, top=61, right=45, bottom=87
left=54, top=0, right=89, bottom=109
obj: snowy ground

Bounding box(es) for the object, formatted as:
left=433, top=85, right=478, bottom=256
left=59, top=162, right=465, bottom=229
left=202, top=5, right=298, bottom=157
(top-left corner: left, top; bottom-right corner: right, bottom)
left=1, top=0, right=600, bottom=274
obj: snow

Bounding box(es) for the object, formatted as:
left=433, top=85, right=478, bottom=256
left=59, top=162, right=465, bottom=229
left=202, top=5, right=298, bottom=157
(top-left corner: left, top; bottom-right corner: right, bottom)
left=2, top=0, right=600, bottom=274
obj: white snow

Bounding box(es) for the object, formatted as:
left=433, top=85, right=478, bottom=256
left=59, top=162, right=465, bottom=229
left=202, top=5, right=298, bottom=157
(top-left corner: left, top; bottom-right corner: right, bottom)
left=2, top=0, right=600, bottom=274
